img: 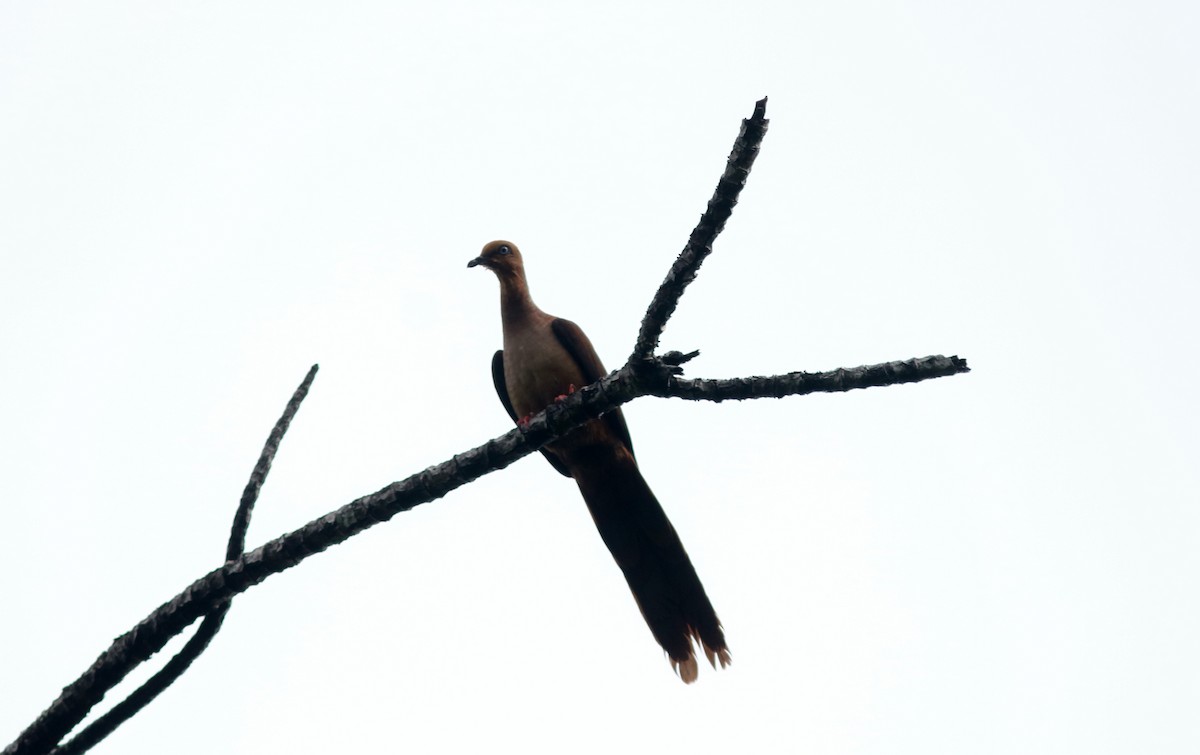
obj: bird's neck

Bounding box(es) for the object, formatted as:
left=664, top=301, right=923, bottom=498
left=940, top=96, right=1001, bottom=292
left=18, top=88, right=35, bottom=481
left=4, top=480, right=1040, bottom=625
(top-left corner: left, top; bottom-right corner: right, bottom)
left=498, top=272, right=542, bottom=325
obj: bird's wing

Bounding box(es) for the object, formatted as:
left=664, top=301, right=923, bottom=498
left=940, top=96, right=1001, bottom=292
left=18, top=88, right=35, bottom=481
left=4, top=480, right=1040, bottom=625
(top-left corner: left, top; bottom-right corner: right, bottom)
left=550, top=318, right=636, bottom=460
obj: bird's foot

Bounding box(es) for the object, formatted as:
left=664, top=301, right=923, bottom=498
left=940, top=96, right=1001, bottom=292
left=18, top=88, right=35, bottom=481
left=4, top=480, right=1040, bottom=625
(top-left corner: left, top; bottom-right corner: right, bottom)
left=517, top=414, right=533, bottom=430
left=553, top=384, right=577, bottom=402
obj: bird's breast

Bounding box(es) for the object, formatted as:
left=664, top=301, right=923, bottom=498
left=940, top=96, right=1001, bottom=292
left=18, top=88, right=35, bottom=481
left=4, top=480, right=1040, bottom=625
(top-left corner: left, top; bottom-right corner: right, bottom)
left=502, top=331, right=586, bottom=420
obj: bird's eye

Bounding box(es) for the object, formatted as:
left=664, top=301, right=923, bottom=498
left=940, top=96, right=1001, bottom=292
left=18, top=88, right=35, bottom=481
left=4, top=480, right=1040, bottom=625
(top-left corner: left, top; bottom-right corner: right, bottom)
left=498, top=245, right=511, bottom=255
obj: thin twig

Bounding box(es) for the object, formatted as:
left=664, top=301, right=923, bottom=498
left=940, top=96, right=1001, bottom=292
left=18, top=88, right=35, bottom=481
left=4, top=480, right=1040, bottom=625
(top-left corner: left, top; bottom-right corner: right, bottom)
left=227, top=364, right=319, bottom=561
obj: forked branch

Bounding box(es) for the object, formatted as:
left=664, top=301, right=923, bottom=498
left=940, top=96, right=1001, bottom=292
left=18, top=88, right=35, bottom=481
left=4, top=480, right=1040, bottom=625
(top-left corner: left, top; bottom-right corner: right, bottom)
left=5, top=97, right=968, bottom=755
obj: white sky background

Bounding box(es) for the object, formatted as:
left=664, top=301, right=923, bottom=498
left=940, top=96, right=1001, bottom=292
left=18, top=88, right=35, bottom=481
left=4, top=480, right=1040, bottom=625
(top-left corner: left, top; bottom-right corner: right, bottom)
left=2, top=2, right=1197, bottom=753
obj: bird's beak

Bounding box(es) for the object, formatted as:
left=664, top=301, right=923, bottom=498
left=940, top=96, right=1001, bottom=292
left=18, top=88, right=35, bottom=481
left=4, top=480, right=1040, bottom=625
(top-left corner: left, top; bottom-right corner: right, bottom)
left=467, top=256, right=486, bottom=269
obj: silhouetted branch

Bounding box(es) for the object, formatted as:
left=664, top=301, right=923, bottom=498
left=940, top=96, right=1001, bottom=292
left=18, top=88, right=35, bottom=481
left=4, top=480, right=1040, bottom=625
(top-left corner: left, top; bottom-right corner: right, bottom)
left=630, top=97, right=769, bottom=362
left=226, top=364, right=319, bottom=561
left=6, top=98, right=971, bottom=755
left=21, top=366, right=319, bottom=755
left=650, top=355, right=970, bottom=401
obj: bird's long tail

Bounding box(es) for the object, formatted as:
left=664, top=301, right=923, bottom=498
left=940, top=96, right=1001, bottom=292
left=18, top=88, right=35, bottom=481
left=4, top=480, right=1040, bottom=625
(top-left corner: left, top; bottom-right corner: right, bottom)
left=570, top=447, right=730, bottom=683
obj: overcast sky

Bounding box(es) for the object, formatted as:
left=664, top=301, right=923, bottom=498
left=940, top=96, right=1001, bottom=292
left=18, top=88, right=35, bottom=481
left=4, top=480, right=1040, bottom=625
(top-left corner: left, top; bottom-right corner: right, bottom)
left=2, top=3, right=1197, bottom=754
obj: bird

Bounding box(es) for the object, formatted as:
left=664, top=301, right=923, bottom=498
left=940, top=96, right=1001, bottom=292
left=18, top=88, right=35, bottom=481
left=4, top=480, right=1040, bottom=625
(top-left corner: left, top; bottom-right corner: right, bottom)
left=469, top=239, right=730, bottom=683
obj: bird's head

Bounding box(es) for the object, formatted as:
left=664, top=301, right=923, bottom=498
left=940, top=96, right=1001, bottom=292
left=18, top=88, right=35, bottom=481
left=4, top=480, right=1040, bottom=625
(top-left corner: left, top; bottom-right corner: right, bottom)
left=467, top=240, right=525, bottom=279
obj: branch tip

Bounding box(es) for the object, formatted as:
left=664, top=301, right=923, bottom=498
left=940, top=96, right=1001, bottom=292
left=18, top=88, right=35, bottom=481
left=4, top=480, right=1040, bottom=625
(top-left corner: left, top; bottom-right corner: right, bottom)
left=660, top=349, right=699, bottom=366
left=630, top=98, right=770, bottom=361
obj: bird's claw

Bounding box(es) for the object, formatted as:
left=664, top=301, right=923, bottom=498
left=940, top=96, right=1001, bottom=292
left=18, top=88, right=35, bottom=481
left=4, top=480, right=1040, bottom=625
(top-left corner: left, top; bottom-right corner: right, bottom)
left=554, top=384, right=577, bottom=402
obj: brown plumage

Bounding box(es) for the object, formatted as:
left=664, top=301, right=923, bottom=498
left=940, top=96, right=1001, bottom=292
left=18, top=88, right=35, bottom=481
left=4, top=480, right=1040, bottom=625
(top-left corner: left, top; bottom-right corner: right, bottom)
left=469, top=239, right=730, bottom=683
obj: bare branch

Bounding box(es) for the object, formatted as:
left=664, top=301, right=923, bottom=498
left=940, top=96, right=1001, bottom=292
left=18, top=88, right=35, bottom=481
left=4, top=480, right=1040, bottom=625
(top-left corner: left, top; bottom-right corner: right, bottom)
left=24, top=366, right=319, bottom=755
left=3, top=402, right=583, bottom=755
left=227, top=364, right=319, bottom=561
left=6, top=99, right=971, bottom=755
left=48, top=616, right=226, bottom=755
left=647, top=355, right=970, bottom=401
left=630, top=97, right=769, bottom=361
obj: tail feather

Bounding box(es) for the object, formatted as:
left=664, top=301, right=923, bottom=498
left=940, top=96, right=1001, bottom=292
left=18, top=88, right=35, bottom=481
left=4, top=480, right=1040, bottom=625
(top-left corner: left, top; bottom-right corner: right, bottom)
left=569, top=447, right=729, bottom=682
